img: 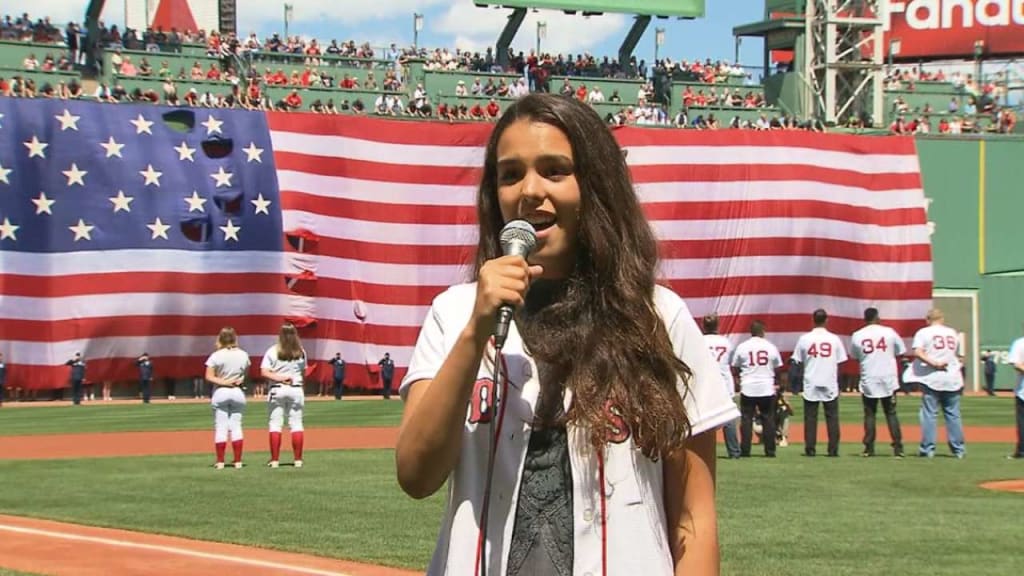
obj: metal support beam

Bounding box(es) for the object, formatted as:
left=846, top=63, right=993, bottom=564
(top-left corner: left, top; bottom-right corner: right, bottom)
left=496, top=8, right=527, bottom=70
left=83, top=0, right=105, bottom=77
left=618, top=15, right=650, bottom=73
left=805, top=0, right=884, bottom=126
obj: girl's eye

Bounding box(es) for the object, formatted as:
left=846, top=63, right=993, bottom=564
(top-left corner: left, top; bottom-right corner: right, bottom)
left=498, top=171, right=521, bottom=184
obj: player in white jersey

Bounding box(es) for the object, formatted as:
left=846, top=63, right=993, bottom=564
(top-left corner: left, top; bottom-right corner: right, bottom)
left=732, top=320, right=783, bottom=457
left=703, top=313, right=740, bottom=459
left=792, top=309, right=848, bottom=457
left=1007, top=325, right=1024, bottom=460
left=850, top=307, right=908, bottom=457
left=204, top=327, right=250, bottom=469
left=907, top=308, right=965, bottom=458
left=261, top=323, right=307, bottom=468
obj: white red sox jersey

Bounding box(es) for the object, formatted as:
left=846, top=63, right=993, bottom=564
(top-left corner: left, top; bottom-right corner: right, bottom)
left=1008, top=336, right=1024, bottom=401
left=731, top=336, right=783, bottom=397
left=260, top=345, right=307, bottom=386
left=907, top=324, right=964, bottom=391
left=850, top=323, right=907, bottom=398
left=703, top=334, right=735, bottom=398
left=793, top=327, right=848, bottom=402
left=400, top=283, right=739, bottom=576
left=205, top=347, right=250, bottom=382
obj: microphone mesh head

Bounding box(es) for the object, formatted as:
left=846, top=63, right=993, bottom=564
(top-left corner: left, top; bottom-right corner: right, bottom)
left=499, top=219, right=537, bottom=256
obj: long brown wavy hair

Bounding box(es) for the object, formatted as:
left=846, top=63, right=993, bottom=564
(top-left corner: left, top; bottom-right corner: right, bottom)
left=473, top=93, right=692, bottom=459
left=276, top=323, right=304, bottom=361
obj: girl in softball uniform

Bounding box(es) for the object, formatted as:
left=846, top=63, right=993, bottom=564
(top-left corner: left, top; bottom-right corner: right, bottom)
left=205, top=327, right=250, bottom=469
left=261, top=322, right=307, bottom=468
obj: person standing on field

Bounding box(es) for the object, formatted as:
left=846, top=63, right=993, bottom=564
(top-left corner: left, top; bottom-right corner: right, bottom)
left=205, top=327, right=249, bottom=469
left=850, top=307, right=907, bottom=458
left=703, top=313, right=741, bottom=458
left=1007, top=326, right=1024, bottom=460
left=792, top=309, right=848, bottom=457
left=262, top=323, right=308, bottom=468
left=907, top=308, right=965, bottom=459
left=732, top=320, right=783, bottom=457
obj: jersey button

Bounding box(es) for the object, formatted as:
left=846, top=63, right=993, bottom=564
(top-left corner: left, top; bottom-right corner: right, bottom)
left=583, top=509, right=593, bottom=523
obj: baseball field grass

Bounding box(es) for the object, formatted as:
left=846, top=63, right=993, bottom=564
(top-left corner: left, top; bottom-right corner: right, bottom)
left=0, top=570, right=41, bottom=576
left=0, top=393, right=1015, bottom=435
left=1, top=395, right=1022, bottom=575
left=0, top=397, right=403, bottom=435
left=1, top=443, right=1023, bottom=575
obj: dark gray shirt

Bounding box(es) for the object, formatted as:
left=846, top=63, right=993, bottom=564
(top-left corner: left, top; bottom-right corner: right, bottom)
left=507, top=426, right=574, bottom=576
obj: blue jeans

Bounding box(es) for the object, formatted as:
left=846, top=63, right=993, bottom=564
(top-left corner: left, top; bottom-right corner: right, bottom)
left=919, top=386, right=965, bottom=457
left=722, top=417, right=740, bottom=458
left=1015, top=397, right=1024, bottom=457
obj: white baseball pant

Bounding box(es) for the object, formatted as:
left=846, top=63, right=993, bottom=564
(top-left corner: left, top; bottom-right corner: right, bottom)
left=211, top=386, right=247, bottom=443
left=268, top=384, right=304, bottom=433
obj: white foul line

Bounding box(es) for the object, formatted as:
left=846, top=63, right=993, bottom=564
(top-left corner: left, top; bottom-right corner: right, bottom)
left=0, top=522, right=353, bottom=576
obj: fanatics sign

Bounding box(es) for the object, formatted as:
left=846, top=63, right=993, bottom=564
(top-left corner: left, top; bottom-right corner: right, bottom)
left=884, top=0, right=1024, bottom=59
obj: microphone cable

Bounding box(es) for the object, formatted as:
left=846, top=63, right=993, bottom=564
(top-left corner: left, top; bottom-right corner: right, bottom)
left=477, top=339, right=510, bottom=576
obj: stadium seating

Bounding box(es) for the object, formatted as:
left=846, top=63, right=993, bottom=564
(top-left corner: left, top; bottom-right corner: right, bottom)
left=0, top=21, right=1018, bottom=134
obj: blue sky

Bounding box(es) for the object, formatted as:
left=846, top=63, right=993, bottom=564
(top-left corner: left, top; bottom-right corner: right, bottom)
left=28, top=0, right=770, bottom=78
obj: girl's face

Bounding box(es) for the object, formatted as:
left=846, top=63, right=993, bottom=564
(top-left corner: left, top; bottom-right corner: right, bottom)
left=495, top=119, right=581, bottom=279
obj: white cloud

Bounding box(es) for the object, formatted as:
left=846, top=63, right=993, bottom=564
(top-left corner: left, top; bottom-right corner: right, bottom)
left=435, top=4, right=627, bottom=57
left=239, top=0, right=449, bottom=27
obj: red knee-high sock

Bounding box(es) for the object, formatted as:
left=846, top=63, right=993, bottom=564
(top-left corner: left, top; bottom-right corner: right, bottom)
left=291, top=431, right=304, bottom=461
left=231, top=439, right=244, bottom=463
left=215, top=442, right=226, bottom=464
left=269, top=431, right=282, bottom=462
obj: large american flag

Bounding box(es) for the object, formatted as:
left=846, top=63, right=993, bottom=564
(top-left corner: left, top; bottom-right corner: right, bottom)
left=0, top=99, right=931, bottom=390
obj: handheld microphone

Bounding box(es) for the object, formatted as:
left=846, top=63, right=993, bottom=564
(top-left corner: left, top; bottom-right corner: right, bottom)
left=493, top=219, right=537, bottom=350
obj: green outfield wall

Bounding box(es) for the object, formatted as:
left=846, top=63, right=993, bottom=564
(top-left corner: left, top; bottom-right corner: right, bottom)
left=917, top=136, right=1024, bottom=390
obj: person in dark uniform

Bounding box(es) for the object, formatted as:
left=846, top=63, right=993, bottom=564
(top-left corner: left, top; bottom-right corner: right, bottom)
left=788, top=356, right=803, bottom=395
left=329, top=352, right=346, bottom=400
left=378, top=352, right=394, bottom=399
left=137, top=353, right=154, bottom=403
left=981, top=350, right=997, bottom=396
left=65, top=352, right=86, bottom=405
left=0, top=352, right=6, bottom=406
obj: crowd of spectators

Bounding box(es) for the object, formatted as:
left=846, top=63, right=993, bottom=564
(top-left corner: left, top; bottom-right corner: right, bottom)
left=3, top=11, right=1019, bottom=134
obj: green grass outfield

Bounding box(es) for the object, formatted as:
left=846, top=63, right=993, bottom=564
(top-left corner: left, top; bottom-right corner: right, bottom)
left=0, top=445, right=1022, bottom=575
left=0, top=394, right=1016, bottom=436
left=0, top=398, right=403, bottom=435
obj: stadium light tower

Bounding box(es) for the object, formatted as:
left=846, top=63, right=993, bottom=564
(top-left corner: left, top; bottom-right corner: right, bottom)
left=888, top=38, right=900, bottom=71
left=283, top=3, right=293, bottom=38
left=414, top=13, right=424, bottom=50
left=974, top=39, right=985, bottom=89
left=654, top=27, right=665, bottom=64
left=536, top=20, right=546, bottom=55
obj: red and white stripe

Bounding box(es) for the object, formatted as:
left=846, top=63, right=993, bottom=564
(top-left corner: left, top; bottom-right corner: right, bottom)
left=267, top=114, right=932, bottom=389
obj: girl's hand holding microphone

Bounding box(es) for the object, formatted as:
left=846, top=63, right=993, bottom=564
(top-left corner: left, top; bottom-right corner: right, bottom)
left=467, top=255, right=543, bottom=341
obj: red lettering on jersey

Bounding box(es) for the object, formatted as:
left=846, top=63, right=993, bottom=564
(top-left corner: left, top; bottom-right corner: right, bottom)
left=860, top=337, right=889, bottom=354
left=748, top=349, right=770, bottom=365
left=603, top=401, right=630, bottom=444
left=467, top=378, right=497, bottom=424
